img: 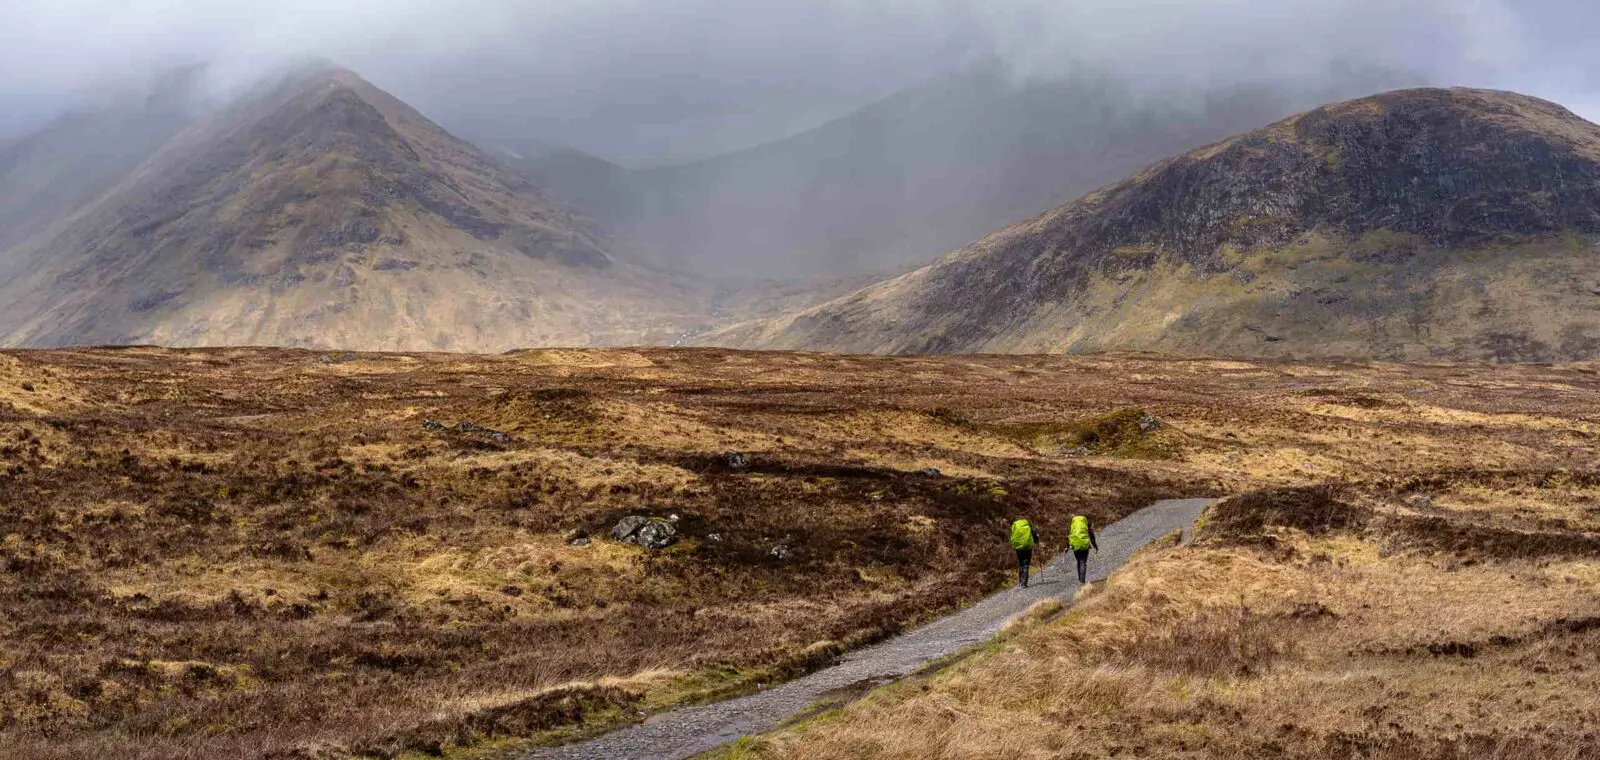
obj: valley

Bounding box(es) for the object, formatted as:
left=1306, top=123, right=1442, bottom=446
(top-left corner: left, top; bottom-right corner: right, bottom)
left=0, top=28, right=1598, bottom=760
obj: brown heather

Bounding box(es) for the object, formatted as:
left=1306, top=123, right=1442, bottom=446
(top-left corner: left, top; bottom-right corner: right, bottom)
left=0, top=347, right=1597, bottom=758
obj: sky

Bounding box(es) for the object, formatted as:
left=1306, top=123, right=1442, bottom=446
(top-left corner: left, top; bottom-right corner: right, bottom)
left=1, top=0, right=1597, bottom=166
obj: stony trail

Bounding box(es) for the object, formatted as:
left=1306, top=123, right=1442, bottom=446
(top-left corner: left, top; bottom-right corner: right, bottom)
left=526, top=498, right=1217, bottom=760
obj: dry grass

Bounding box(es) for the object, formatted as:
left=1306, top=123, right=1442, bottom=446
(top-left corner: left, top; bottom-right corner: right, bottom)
left=0, top=347, right=1197, bottom=759
left=1, top=347, right=1597, bottom=758
left=718, top=484, right=1600, bottom=760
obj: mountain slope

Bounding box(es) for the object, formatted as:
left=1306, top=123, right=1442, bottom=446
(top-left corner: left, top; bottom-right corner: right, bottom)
left=477, top=137, right=631, bottom=229
left=0, top=68, right=200, bottom=252
left=709, top=88, right=1600, bottom=361
left=534, top=63, right=1400, bottom=280
left=0, top=65, right=702, bottom=351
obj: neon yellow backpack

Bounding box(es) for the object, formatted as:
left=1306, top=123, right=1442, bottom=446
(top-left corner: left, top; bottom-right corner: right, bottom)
left=1009, top=519, right=1034, bottom=550
left=1069, top=515, right=1092, bottom=550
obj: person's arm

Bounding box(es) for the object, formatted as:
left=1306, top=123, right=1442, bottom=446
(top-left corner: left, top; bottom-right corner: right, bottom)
left=1031, top=524, right=1039, bottom=546
left=1089, top=524, right=1099, bottom=551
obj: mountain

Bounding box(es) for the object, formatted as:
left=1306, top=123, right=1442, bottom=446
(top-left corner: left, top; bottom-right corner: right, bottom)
left=708, top=88, right=1600, bottom=361
left=0, top=65, right=703, bottom=351
left=515, top=63, right=1402, bottom=280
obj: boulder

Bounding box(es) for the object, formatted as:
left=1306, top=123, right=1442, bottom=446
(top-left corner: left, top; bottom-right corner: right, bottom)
left=610, top=516, right=650, bottom=543
left=635, top=520, right=678, bottom=550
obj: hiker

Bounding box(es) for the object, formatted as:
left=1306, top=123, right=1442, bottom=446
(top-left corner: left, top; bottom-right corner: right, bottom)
left=1069, top=514, right=1099, bottom=584
left=1009, top=517, right=1040, bottom=588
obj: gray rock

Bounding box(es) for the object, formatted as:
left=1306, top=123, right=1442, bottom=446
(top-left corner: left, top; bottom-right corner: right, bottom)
left=917, top=467, right=942, bottom=477
left=635, top=520, right=678, bottom=550
left=1137, top=412, right=1163, bottom=431
left=421, top=419, right=445, bottom=431
left=767, top=544, right=792, bottom=562
left=724, top=451, right=750, bottom=471
left=456, top=420, right=511, bottom=443
left=611, top=516, right=650, bottom=543
left=570, top=537, right=592, bottom=547
left=564, top=528, right=589, bottom=544
left=706, top=533, right=723, bottom=542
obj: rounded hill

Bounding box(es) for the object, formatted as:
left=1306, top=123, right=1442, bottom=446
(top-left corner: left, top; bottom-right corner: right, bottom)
left=719, top=88, right=1600, bottom=361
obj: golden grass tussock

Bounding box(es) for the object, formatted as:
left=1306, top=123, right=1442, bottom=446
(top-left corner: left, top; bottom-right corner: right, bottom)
left=999, top=598, right=1065, bottom=636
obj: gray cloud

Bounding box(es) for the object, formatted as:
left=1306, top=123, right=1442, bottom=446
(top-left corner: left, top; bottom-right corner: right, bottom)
left=1, top=0, right=1596, bottom=164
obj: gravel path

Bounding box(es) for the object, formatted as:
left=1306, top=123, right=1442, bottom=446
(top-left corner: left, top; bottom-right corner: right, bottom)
left=527, top=498, right=1216, bottom=760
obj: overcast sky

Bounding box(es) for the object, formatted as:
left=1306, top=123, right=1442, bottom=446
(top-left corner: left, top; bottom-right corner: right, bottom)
left=2, top=0, right=1597, bottom=166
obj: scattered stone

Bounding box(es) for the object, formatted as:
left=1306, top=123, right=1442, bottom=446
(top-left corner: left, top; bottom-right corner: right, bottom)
left=610, top=516, right=650, bottom=543
left=570, top=537, right=592, bottom=547
left=1137, top=412, right=1163, bottom=432
left=767, top=544, right=792, bottom=562
left=723, top=451, right=750, bottom=471
left=456, top=420, right=511, bottom=443
left=635, top=520, right=678, bottom=550
left=706, top=533, right=723, bottom=542
left=421, top=419, right=445, bottom=431
left=918, top=467, right=942, bottom=477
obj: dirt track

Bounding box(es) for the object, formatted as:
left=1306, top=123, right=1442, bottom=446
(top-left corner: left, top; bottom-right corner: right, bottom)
left=531, top=498, right=1216, bottom=760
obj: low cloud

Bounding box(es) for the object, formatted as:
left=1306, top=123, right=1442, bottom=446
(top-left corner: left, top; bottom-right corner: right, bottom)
left=0, top=0, right=1595, bottom=163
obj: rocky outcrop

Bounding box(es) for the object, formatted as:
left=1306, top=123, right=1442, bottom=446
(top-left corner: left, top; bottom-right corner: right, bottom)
left=610, top=515, right=678, bottom=550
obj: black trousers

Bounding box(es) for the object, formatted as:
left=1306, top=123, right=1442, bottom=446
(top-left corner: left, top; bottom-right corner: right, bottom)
left=1073, top=548, right=1091, bottom=584
left=1015, top=548, right=1033, bottom=586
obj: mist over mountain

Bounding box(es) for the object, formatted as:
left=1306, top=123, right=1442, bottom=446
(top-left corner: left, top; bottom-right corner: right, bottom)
left=0, top=1, right=1596, bottom=357
left=0, top=68, right=203, bottom=253
left=483, top=62, right=1413, bottom=279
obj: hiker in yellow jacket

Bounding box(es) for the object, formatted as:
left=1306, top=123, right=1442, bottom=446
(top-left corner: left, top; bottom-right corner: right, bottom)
left=1009, top=517, right=1040, bottom=587
left=1069, top=514, right=1099, bottom=584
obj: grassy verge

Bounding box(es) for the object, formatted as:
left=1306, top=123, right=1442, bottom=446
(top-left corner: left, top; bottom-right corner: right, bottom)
left=705, top=484, right=1600, bottom=759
